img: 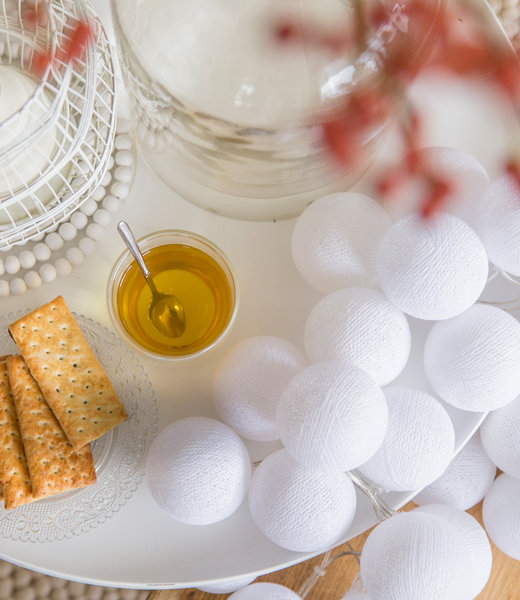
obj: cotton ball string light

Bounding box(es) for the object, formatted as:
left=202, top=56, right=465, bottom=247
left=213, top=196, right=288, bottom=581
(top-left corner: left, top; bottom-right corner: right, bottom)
left=376, top=212, right=488, bottom=320
left=276, top=361, right=388, bottom=472
left=481, top=395, right=520, bottom=478
left=228, top=583, right=301, bottom=600
left=291, top=192, right=392, bottom=292
left=197, top=574, right=257, bottom=594
left=414, top=504, right=492, bottom=599
left=414, top=432, right=496, bottom=510
left=360, top=511, right=472, bottom=600
left=483, top=473, right=520, bottom=559
left=146, top=417, right=251, bottom=525
left=304, top=287, right=410, bottom=385
left=424, top=304, right=520, bottom=411
left=384, top=146, right=489, bottom=227
left=212, top=336, right=306, bottom=441
left=475, top=174, right=520, bottom=275
left=248, top=449, right=356, bottom=552
left=358, top=386, right=454, bottom=492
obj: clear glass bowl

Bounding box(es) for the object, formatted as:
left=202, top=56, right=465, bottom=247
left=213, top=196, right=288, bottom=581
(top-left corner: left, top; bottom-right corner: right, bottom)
left=110, top=0, right=444, bottom=221
left=107, top=229, right=239, bottom=360
left=0, top=310, right=158, bottom=543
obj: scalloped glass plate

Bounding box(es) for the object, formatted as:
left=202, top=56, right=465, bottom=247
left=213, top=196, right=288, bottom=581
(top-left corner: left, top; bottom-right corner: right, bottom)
left=0, top=311, right=158, bottom=543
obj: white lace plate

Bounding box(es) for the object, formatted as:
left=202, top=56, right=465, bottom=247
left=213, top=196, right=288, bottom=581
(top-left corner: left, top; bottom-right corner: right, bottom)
left=0, top=312, right=158, bottom=543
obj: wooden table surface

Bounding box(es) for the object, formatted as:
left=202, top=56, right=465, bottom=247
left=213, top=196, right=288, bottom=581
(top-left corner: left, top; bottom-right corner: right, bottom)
left=147, top=501, right=520, bottom=600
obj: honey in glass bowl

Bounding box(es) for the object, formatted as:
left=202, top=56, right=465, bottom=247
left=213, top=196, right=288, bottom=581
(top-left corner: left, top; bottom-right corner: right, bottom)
left=107, top=230, right=238, bottom=359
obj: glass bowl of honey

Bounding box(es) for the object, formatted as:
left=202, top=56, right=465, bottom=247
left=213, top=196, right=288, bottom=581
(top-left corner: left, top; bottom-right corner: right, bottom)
left=107, top=230, right=238, bottom=359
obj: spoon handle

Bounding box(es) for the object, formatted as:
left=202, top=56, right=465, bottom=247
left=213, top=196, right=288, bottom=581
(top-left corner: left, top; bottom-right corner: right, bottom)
left=116, top=221, right=159, bottom=296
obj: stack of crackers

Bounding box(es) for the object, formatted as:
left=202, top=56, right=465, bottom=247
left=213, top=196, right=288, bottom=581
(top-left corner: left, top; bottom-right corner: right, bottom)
left=0, top=296, right=128, bottom=510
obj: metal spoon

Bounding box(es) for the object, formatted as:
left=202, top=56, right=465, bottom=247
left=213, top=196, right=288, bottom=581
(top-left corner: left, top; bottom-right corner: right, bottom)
left=117, top=221, right=186, bottom=338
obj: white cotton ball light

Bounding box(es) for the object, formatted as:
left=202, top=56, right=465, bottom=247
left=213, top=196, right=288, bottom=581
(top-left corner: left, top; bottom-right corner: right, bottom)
left=276, top=361, right=388, bottom=472
left=424, top=304, right=520, bottom=411
left=414, top=504, right=492, bottom=599
left=481, top=395, right=520, bottom=478
left=358, top=386, right=455, bottom=492
left=483, top=473, right=520, bottom=559
left=476, top=174, right=520, bottom=275
left=304, top=287, right=410, bottom=385
left=197, top=574, right=257, bottom=594
left=384, top=146, right=489, bottom=227
left=248, top=449, right=357, bottom=552
left=146, top=417, right=251, bottom=525
left=360, top=511, right=472, bottom=600
left=229, top=583, right=301, bottom=600
left=376, top=212, right=488, bottom=320
left=212, top=336, right=306, bottom=441
left=414, top=432, right=496, bottom=510
left=291, top=192, right=391, bottom=292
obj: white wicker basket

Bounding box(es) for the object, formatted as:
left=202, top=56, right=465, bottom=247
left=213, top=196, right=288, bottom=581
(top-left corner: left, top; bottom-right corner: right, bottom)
left=0, top=0, right=117, bottom=249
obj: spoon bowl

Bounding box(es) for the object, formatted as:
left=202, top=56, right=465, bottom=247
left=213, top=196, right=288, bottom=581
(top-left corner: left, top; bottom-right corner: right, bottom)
left=117, top=221, right=186, bottom=338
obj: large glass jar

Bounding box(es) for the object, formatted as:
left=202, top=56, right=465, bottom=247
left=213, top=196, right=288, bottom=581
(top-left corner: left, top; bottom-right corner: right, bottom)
left=110, top=0, right=442, bottom=220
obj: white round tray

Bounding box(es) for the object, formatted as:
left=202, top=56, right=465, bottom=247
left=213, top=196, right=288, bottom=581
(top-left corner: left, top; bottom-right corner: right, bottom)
left=0, top=0, right=516, bottom=590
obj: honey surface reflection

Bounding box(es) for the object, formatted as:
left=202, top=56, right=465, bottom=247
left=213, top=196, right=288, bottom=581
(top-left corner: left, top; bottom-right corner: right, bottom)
left=116, top=243, right=235, bottom=356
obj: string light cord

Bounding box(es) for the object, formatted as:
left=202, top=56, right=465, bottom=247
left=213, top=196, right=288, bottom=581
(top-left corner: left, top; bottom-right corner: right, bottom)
left=348, top=470, right=397, bottom=521
left=297, top=545, right=362, bottom=599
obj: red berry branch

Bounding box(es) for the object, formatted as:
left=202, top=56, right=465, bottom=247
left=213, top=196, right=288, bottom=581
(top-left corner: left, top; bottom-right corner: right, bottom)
left=275, top=0, right=520, bottom=218
left=20, top=1, right=96, bottom=78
